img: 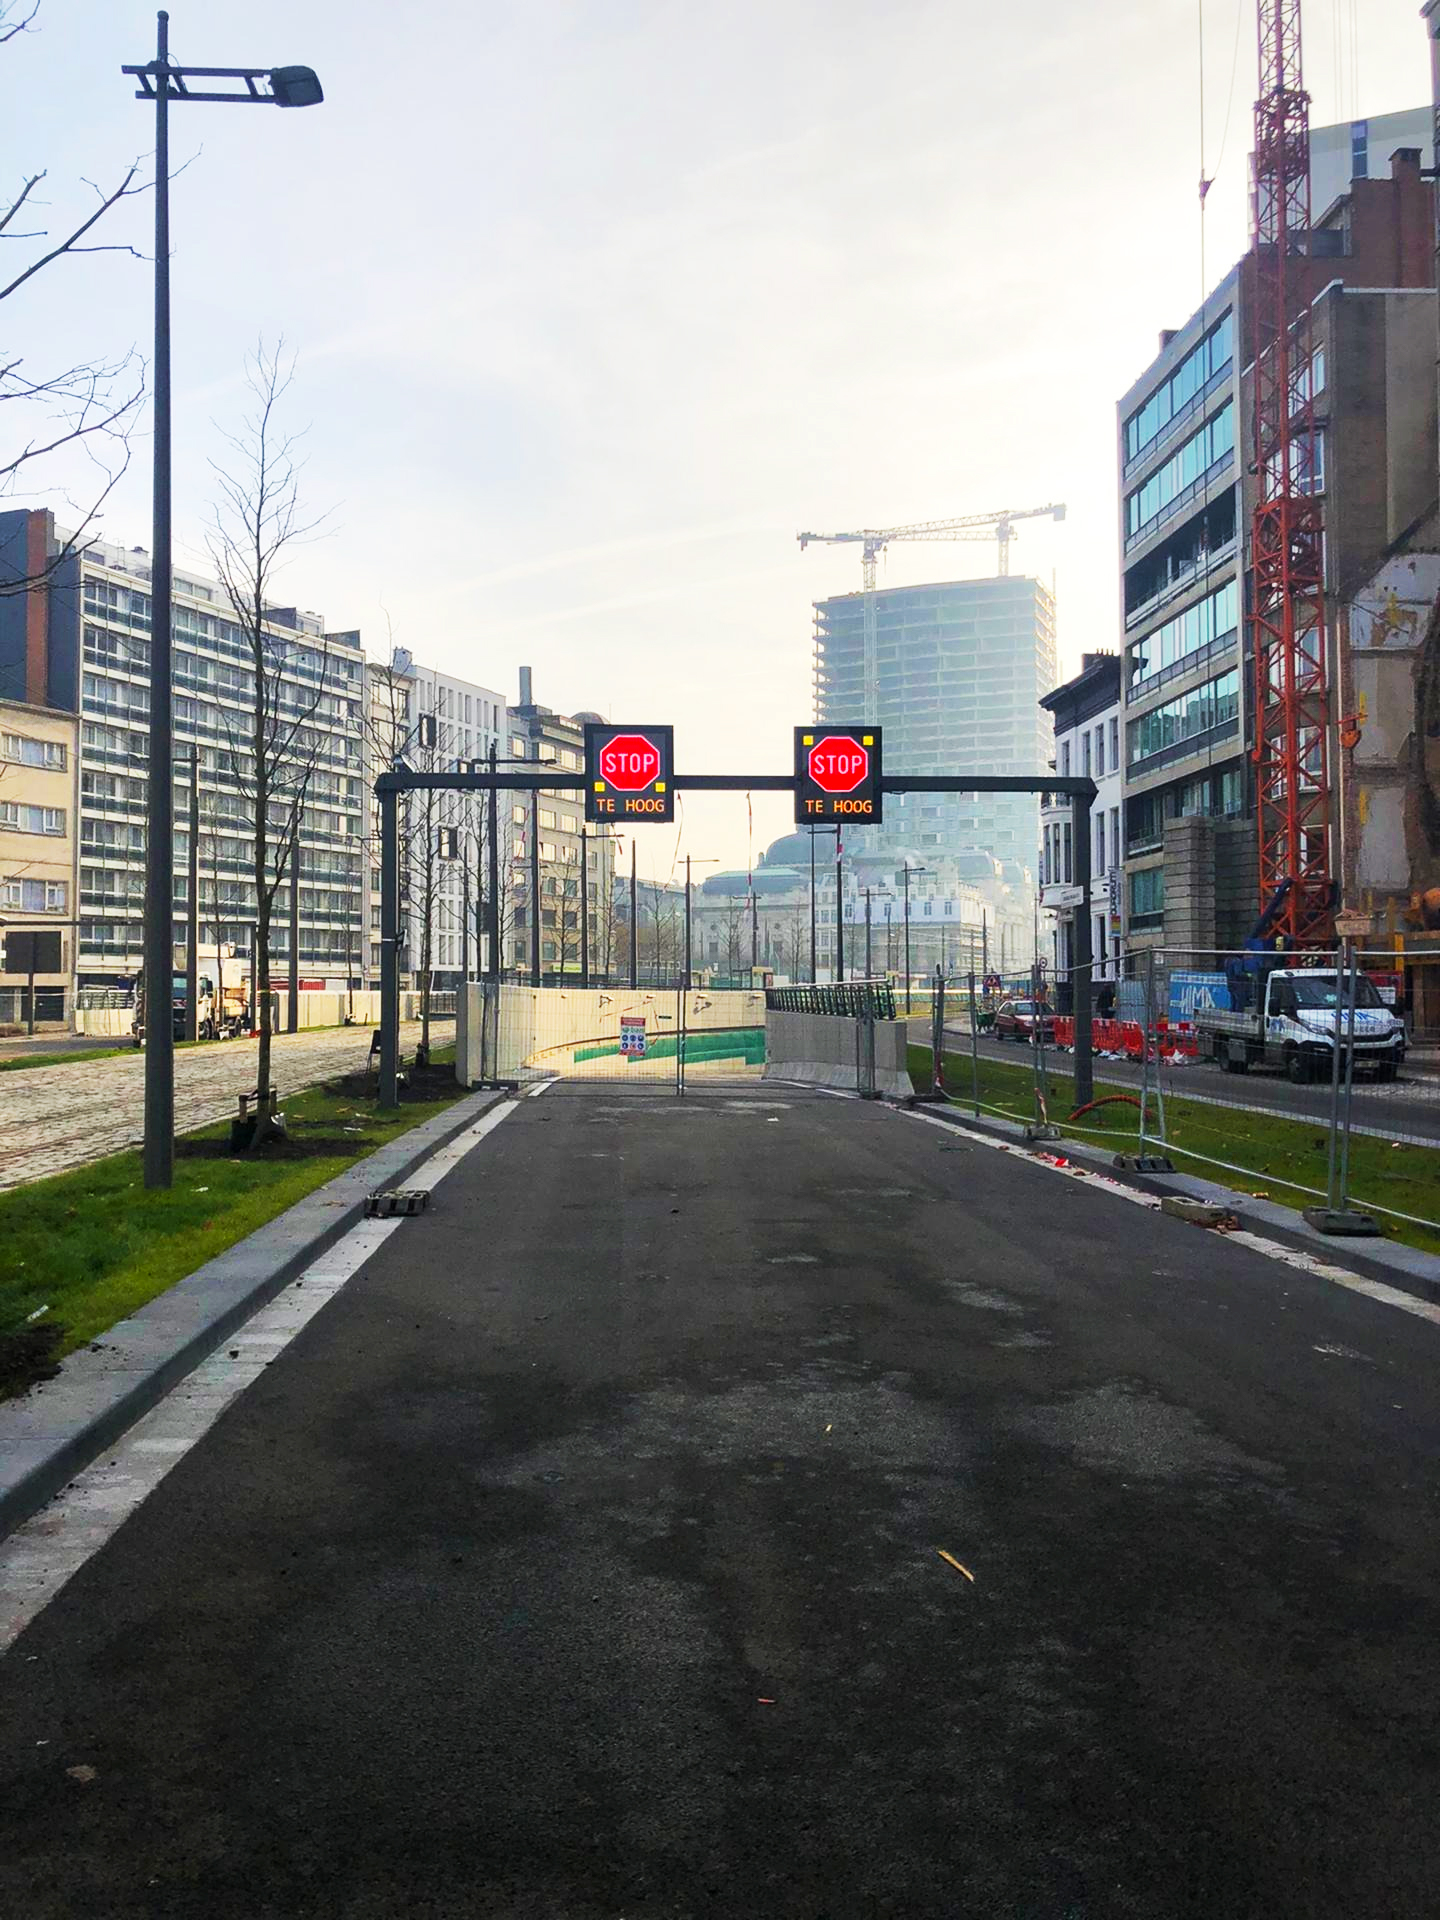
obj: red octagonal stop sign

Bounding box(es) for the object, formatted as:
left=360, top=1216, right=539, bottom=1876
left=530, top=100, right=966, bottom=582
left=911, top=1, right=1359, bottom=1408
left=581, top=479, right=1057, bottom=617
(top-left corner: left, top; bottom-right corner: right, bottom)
left=599, top=733, right=661, bottom=791
left=808, top=735, right=870, bottom=793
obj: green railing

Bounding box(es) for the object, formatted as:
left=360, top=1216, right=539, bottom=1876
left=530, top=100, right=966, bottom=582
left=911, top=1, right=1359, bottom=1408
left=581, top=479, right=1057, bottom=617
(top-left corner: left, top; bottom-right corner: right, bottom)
left=765, top=983, right=897, bottom=1021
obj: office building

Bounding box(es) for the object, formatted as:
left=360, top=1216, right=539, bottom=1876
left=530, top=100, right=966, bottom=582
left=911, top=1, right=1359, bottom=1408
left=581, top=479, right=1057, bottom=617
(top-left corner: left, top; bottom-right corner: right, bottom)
left=0, top=508, right=366, bottom=990
left=811, top=577, right=1057, bottom=908
left=1116, top=148, right=1436, bottom=955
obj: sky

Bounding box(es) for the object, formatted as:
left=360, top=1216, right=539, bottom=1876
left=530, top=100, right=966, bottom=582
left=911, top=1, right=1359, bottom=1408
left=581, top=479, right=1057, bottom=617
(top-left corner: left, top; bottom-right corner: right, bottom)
left=5, top=0, right=1430, bottom=876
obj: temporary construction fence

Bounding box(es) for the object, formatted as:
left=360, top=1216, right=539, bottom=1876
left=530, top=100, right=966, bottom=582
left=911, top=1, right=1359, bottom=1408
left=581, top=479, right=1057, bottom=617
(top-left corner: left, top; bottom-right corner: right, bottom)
left=457, top=983, right=766, bottom=1089
left=930, top=947, right=1440, bottom=1245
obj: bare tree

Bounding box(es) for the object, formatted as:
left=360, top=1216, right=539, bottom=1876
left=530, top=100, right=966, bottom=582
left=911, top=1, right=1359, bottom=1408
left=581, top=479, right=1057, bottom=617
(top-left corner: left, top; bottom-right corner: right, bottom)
left=208, top=341, right=332, bottom=1138
left=0, top=3, right=148, bottom=592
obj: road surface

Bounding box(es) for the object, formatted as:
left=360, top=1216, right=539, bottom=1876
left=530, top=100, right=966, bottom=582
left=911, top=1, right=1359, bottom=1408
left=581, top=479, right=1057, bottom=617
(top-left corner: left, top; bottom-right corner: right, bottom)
left=943, top=1021, right=1440, bottom=1145
left=2, top=1081, right=1438, bottom=1915
left=0, top=1020, right=430, bottom=1189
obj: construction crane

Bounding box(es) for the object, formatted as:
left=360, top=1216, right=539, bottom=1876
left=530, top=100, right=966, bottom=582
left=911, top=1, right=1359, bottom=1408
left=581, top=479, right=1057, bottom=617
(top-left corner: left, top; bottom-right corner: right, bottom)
left=797, top=503, right=1066, bottom=720
left=1249, top=0, right=1335, bottom=949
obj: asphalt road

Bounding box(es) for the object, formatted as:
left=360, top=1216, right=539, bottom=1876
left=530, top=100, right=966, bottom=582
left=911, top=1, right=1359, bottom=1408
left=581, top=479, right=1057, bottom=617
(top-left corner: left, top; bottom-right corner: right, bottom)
left=944, top=1021, right=1440, bottom=1144
left=3, top=1084, right=1440, bottom=1916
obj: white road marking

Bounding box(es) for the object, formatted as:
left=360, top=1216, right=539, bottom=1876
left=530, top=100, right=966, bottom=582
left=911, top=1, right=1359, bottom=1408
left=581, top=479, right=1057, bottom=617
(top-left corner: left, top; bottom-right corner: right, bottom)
left=899, top=1105, right=1440, bottom=1333
left=526, top=1077, right=557, bottom=1098
left=0, top=1098, right=520, bottom=1657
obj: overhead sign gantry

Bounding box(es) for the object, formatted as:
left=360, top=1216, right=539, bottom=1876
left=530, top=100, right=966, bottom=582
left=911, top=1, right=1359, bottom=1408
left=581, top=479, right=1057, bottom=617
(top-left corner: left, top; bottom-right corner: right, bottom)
left=372, top=721, right=1098, bottom=1110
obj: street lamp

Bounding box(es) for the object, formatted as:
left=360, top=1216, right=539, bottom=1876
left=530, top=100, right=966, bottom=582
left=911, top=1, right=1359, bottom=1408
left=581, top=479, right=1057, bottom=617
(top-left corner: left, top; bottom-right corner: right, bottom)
left=124, top=13, right=323, bottom=1191
left=899, top=862, right=928, bottom=1013
left=808, top=823, right=840, bottom=983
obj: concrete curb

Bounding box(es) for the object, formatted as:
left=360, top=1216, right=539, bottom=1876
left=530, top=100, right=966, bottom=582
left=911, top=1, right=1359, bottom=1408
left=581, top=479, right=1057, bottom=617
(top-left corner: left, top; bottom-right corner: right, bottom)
left=0, top=1086, right=505, bottom=1544
left=896, top=1095, right=1440, bottom=1304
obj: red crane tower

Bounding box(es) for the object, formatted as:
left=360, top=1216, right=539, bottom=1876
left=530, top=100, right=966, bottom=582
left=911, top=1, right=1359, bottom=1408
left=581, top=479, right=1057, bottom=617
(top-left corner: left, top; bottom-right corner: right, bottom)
left=1249, top=0, right=1334, bottom=948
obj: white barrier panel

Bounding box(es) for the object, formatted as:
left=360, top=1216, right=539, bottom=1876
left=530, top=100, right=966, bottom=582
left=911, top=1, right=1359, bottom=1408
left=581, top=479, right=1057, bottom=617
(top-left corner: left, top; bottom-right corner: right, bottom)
left=762, top=1009, right=913, bottom=1099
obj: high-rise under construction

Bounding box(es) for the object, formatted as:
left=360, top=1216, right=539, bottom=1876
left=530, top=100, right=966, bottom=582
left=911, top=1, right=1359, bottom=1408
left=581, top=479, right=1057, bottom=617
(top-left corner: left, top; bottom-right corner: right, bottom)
left=811, top=575, right=1057, bottom=877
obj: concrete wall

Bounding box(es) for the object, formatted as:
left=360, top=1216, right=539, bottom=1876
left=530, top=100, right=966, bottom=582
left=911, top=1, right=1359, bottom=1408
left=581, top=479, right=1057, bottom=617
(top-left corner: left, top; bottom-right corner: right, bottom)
left=762, top=1009, right=912, bottom=1099
left=458, top=984, right=765, bottom=1084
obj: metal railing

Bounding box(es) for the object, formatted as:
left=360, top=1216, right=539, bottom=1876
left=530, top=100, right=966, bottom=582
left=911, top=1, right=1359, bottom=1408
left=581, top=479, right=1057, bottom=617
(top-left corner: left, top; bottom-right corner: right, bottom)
left=766, top=981, right=897, bottom=1021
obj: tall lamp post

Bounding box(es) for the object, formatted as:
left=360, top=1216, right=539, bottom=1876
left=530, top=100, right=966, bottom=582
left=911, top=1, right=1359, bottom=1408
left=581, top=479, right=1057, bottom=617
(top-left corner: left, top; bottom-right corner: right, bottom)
left=900, top=862, right=927, bottom=1013
left=124, top=15, right=323, bottom=1190
left=808, top=824, right=839, bottom=983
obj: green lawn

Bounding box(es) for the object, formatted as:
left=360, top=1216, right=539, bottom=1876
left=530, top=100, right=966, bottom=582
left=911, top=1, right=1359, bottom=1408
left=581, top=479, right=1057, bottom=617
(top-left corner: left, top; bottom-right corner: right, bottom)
left=908, top=1042, right=1440, bottom=1261
left=0, top=1053, right=466, bottom=1399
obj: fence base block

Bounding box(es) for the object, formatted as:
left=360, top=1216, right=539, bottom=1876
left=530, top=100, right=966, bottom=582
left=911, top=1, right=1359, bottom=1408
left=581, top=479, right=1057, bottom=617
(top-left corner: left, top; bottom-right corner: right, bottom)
left=1114, top=1152, right=1177, bottom=1174
left=1302, top=1206, right=1383, bottom=1238
left=1160, top=1196, right=1236, bottom=1228
left=1024, top=1122, right=1062, bottom=1142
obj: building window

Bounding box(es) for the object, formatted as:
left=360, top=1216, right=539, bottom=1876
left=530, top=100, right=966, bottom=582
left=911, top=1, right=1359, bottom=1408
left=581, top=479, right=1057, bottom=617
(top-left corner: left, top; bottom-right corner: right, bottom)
left=1126, top=669, right=1239, bottom=769
left=0, top=731, right=68, bottom=771
left=1095, top=812, right=1105, bottom=872
left=1109, top=716, right=1120, bottom=768
left=1094, top=726, right=1104, bottom=779
left=1124, top=310, right=1234, bottom=462
left=1125, top=401, right=1235, bottom=541
left=1059, top=740, right=1070, bottom=778
left=1129, top=866, right=1165, bottom=926
left=1109, top=806, right=1120, bottom=868
left=0, top=801, right=65, bottom=836
left=1126, top=578, right=1239, bottom=692
left=1082, top=732, right=1092, bottom=777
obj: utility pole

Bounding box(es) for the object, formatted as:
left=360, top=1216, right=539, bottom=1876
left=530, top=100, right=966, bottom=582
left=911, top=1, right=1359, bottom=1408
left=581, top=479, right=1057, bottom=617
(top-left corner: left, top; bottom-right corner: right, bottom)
left=684, top=854, right=692, bottom=990
left=529, top=782, right=541, bottom=988
left=287, top=851, right=300, bottom=1032
left=185, top=744, right=199, bottom=1042
left=580, top=828, right=589, bottom=989
left=900, top=861, right=926, bottom=1014
left=487, top=741, right=499, bottom=984
left=835, top=842, right=844, bottom=981
left=809, top=829, right=817, bottom=983
left=629, top=839, right=638, bottom=989
left=460, top=838, right=470, bottom=984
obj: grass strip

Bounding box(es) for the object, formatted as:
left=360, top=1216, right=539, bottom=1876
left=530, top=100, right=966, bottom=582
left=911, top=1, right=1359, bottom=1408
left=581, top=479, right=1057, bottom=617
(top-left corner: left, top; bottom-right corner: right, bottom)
left=0, top=1053, right=464, bottom=1398
left=909, top=1042, right=1440, bottom=1260
left=0, top=1045, right=131, bottom=1072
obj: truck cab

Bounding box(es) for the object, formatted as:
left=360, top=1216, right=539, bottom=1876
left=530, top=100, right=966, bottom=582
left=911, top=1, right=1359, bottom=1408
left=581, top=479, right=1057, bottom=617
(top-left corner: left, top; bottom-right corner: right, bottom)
left=1196, top=968, right=1407, bottom=1083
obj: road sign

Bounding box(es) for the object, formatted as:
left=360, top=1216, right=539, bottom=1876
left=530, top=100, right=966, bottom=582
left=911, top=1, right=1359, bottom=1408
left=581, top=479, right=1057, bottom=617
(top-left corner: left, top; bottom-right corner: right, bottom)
left=793, top=725, right=883, bottom=825
left=585, top=723, right=675, bottom=824
left=619, top=1013, right=647, bottom=1058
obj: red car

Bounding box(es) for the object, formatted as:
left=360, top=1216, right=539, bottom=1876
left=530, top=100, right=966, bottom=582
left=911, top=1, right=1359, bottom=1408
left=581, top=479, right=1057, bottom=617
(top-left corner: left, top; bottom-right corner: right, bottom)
left=993, top=997, right=1057, bottom=1044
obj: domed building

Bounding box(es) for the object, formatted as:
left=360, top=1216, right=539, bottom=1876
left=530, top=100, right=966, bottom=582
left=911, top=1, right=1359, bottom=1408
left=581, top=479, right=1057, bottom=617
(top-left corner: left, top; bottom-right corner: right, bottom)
left=688, top=831, right=1025, bottom=984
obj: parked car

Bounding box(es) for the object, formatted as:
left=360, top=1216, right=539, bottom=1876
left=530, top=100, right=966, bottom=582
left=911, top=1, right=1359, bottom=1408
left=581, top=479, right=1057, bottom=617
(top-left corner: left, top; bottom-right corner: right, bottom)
left=992, top=997, right=1056, bottom=1044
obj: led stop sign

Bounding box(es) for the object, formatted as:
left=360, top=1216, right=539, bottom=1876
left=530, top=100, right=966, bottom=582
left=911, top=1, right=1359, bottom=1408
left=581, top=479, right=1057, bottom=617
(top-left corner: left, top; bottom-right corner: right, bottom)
left=794, top=725, right=882, bottom=824
left=585, top=723, right=675, bottom=823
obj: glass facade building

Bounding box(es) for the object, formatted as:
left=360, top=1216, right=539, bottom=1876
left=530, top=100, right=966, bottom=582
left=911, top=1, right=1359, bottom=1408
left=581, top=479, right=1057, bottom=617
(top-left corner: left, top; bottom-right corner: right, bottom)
left=812, top=577, right=1056, bottom=888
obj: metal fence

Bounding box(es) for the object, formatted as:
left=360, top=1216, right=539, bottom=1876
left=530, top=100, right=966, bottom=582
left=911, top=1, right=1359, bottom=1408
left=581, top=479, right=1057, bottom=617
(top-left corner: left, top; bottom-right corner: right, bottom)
left=930, top=947, right=1440, bottom=1245
left=766, top=981, right=898, bottom=1021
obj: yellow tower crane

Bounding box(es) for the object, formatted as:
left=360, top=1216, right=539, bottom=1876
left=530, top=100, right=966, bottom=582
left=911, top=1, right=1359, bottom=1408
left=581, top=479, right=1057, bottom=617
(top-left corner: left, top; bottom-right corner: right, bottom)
left=797, top=503, right=1066, bottom=721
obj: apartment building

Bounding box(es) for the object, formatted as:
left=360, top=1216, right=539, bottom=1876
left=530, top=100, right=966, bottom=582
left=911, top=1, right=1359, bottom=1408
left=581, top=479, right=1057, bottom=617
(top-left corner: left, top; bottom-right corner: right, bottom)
left=0, top=508, right=366, bottom=990
left=1115, top=146, right=1436, bottom=955
left=507, top=667, right=618, bottom=981
left=0, top=698, right=78, bottom=1022
left=361, top=649, right=505, bottom=987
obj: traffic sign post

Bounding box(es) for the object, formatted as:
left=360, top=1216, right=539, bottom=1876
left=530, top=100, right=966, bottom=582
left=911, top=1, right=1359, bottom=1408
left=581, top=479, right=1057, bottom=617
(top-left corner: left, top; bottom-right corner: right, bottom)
left=584, top=724, right=675, bottom=824
left=794, top=726, right=882, bottom=825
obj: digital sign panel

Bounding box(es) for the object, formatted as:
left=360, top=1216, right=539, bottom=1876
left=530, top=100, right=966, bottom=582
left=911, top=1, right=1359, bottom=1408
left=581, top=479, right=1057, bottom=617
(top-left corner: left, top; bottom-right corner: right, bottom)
left=793, top=726, right=882, bottom=825
left=584, top=723, right=676, bottom=824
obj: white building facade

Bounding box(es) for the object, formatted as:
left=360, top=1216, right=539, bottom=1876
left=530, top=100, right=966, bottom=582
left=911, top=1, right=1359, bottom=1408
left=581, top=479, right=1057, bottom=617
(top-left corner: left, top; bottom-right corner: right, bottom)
left=1040, top=653, right=1123, bottom=996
